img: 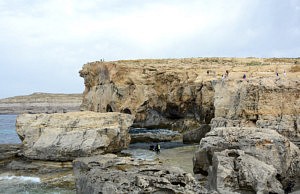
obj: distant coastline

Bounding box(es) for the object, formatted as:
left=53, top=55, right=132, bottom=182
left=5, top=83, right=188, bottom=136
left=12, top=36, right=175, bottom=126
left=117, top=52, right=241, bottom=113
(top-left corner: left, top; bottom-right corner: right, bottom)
left=0, top=92, right=82, bottom=114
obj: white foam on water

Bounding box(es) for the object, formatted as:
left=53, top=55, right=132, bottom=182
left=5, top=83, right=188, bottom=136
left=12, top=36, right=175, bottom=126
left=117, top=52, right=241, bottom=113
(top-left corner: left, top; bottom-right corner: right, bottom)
left=0, top=175, right=41, bottom=183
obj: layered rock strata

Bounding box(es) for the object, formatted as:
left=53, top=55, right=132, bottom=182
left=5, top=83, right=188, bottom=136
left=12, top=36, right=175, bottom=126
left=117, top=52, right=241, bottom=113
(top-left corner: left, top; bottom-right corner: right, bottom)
left=193, top=127, right=300, bottom=193
left=16, top=111, right=134, bottom=161
left=212, top=78, right=300, bottom=144
left=129, top=128, right=182, bottom=143
left=79, top=58, right=299, bottom=144
left=0, top=93, right=82, bottom=114
left=73, top=154, right=213, bottom=194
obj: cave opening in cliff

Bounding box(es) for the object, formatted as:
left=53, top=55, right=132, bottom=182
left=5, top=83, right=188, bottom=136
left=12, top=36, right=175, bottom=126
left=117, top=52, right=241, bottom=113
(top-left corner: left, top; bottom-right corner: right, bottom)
left=165, top=103, right=184, bottom=119
left=106, top=104, right=113, bottom=112
left=122, top=108, right=132, bottom=115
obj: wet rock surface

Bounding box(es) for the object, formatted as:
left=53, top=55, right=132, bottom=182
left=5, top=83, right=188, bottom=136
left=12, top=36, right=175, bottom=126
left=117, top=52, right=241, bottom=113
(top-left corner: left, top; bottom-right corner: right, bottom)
left=129, top=128, right=182, bottom=143
left=0, top=144, right=22, bottom=162
left=0, top=144, right=75, bottom=192
left=73, top=154, right=213, bottom=194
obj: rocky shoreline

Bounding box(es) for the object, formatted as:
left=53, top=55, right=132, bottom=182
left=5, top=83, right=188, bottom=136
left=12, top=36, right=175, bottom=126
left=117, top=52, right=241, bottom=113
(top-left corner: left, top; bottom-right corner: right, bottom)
left=1, top=58, right=299, bottom=193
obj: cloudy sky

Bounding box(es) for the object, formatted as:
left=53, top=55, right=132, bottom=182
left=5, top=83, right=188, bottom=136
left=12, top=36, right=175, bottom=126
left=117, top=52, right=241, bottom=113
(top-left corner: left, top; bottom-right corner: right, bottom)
left=0, top=0, right=299, bottom=98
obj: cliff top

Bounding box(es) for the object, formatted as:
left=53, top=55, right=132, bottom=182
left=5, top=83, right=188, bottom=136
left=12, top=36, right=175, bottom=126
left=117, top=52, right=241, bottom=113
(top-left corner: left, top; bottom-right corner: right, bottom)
left=81, top=57, right=300, bottom=88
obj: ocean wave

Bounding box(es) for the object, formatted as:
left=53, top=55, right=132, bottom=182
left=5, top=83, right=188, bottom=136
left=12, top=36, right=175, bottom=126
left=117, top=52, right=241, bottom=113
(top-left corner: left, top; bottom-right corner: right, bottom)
left=0, top=175, right=40, bottom=183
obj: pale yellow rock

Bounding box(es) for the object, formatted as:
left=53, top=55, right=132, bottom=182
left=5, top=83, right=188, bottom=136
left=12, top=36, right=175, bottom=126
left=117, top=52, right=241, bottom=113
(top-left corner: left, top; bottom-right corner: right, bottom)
left=16, top=111, right=134, bottom=161
left=79, top=58, right=299, bottom=142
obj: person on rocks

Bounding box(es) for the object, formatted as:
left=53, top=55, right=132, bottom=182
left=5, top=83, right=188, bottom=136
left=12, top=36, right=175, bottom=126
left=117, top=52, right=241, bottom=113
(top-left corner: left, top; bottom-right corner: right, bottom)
left=243, top=73, right=246, bottom=80
left=155, top=144, right=160, bottom=153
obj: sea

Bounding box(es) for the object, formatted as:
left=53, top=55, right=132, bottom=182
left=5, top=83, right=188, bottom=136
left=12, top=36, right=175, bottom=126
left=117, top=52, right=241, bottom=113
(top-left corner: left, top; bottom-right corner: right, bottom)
left=0, top=115, right=21, bottom=144
left=0, top=114, right=75, bottom=194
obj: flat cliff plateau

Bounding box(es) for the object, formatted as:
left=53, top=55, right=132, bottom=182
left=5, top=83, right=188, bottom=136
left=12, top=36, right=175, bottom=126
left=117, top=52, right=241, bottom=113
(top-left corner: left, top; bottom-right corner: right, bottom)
left=0, top=93, right=82, bottom=114
left=79, top=58, right=299, bottom=145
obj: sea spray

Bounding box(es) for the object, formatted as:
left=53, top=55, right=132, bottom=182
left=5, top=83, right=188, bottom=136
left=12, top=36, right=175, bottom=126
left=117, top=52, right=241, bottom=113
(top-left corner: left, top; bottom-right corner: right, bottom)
left=0, top=175, right=41, bottom=183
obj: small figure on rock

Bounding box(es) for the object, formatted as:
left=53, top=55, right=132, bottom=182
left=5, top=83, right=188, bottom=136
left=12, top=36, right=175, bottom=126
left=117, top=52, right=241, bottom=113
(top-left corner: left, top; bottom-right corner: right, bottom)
left=243, top=74, right=246, bottom=80
left=283, top=70, right=286, bottom=77
left=155, top=144, right=160, bottom=153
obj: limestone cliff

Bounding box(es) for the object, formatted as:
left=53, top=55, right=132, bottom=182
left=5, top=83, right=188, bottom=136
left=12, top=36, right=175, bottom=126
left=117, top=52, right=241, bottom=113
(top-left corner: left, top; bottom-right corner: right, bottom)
left=79, top=58, right=299, bottom=143
left=0, top=93, right=82, bottom=114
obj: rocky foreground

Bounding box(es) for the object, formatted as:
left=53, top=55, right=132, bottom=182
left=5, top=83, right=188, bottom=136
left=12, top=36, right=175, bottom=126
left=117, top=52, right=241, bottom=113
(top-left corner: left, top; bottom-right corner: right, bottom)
left=0, top=92, right=82, bottom=114
left=1, top=58, right=299, bottom=193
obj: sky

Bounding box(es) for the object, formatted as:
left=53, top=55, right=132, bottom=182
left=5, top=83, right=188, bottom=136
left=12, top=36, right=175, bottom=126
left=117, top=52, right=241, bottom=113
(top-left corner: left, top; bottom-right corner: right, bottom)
left=0, top=0, right=299, bottom=99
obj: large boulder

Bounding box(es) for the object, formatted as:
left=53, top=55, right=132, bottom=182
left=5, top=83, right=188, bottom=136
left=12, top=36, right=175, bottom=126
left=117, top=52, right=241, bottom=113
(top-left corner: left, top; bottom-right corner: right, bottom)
left=209, top=149, right=283, bottom=194
left=193, top=127, right=300, bottom=192
left=73, top=154, right=213, bottom=194
left=16, top=111, right=134, bottom=161
left=183, top=124, right=211, bottom=144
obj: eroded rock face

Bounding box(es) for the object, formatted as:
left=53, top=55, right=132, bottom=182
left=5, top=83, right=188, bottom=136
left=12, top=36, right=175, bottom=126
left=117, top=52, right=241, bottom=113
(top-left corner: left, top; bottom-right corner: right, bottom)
left=210, top=149, right=283, bottom=194
left=129, top=128, right=182, bottom=143
left=212, top=78, right=300, bottom=144
left=73, top=154, right=212, bottom=194
left=79, top=59, right=217, bottom=131
left=16, top=112, right=134, bottom=161
left=79, top=59, right=299, bottom=143
left=193, top=127, right=300, bottom=192
left=183, top=124, right=211, bottom=144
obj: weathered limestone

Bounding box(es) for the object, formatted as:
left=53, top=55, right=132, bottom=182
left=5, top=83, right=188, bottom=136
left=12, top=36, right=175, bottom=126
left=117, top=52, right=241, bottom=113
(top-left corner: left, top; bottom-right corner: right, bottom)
left=212, top=78, right=300, bottom=144
left=16, top=111, right=134, bottom=161
left=0, top=93, right=82, bottom=114
left=193, top=127, right=300, bottom=192
left=210, top=149, right=283, bottom=194
left=79, top=59, right=219, bottom=131
left=183, top=124, right=211, bottom=144
left=73, top=154, right=213, bottom=194
left=0, top=144, right=22, bottom=166
left=79, top=58, right=299, bottom=145
left=129, top=128, right=182, bottom=143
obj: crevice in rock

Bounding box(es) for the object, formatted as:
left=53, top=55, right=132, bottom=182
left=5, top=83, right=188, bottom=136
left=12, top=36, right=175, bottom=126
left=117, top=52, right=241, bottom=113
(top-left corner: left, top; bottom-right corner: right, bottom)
left=106, top=104, right=113, bottom=112
left=121, top=108, right=132, bottom=115
left=171, top=181, right=186, bottom=187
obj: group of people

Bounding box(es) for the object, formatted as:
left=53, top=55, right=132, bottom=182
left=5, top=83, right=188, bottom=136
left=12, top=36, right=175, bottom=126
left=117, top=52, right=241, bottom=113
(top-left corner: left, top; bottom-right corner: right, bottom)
left=149, top=144, right=160, bottom=153
left=217, top=69, right=287, bottom=81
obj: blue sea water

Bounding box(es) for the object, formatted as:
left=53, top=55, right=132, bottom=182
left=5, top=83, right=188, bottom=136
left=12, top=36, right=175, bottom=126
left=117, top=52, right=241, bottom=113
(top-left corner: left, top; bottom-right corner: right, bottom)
left=0, top=114, right=21, bottom=144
